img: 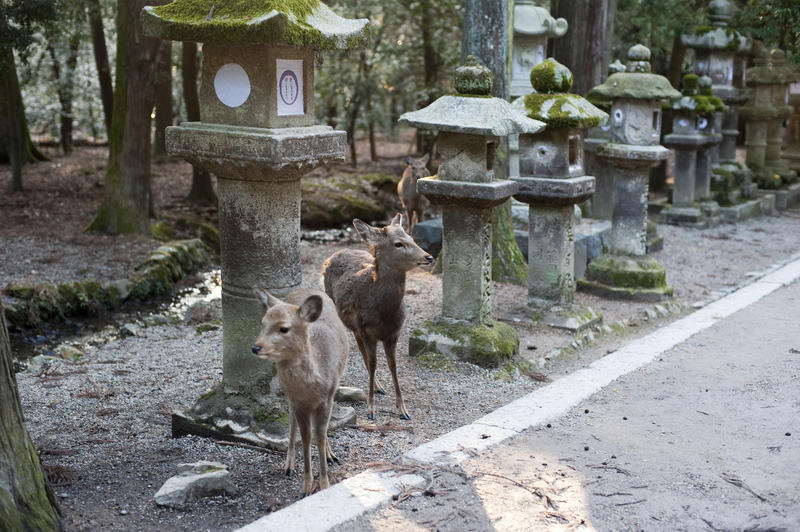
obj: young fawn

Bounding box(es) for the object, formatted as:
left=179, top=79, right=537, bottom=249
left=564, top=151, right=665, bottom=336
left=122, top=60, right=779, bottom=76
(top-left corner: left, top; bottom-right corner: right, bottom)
left=322, top=214, right=433, bottom=420
left=397, top=153, right=431, bottom=233
left=251, top=288, right=349, bottom=496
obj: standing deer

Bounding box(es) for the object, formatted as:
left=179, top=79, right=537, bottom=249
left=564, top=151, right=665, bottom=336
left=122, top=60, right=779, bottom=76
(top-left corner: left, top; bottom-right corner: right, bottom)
left=251, top=288, right=349, bottom=496
left=322, top=213, right=433, bottom=420
left=397, top=153, right=431, bottom=233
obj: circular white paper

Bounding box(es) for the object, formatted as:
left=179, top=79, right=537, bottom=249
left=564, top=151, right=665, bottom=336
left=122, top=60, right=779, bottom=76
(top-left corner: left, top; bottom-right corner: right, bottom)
left=214, top=63, right=251, bottom=108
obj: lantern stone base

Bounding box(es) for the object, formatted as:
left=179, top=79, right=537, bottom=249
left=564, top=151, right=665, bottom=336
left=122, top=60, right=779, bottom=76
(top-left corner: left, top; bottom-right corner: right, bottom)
left=171, top=384, right=356, bottom=451
left=578, top=254, right=673, bottom=302
left=758, top=182, right=800, bottom=211
left=408, top=318, right=519, bottom=369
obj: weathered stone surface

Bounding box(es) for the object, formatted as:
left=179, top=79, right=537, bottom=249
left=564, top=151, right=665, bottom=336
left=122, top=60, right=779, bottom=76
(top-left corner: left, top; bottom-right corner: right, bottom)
left=409, top=318, right=519, bottom=368
left=54, top=345, right=84, bottom=362
left=184, top=300, right=222, bottom=325
left=166, top=123, right=346, bottom=181
left=536, top=306, right=602, bottom=333
left=418, top=178, right=519, bottom=209
left=510, top=0, right=567, bottom=97
left=578, top=255, right=673, bottom=301
left=153, top=461, right=237, bottom=508
left=142, top=1, right=369, bottom=49
left=24, top=355, right=61, bottom=374
left=335, top=386, right=367, bottom=403
left=513, top=175, right=595, bottom=205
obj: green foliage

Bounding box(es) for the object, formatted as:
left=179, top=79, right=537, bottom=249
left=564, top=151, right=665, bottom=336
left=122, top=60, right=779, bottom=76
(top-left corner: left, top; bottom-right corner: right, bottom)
left=734, top=0, right=800, bottom=59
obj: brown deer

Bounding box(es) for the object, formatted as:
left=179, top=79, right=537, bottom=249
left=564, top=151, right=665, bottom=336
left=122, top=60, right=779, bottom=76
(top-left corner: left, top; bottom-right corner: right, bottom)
left=397, top=153, right=431, bottom=233
left=251, top=288, right=349, bottom=496
left=322, top=214, right=433, bottom=420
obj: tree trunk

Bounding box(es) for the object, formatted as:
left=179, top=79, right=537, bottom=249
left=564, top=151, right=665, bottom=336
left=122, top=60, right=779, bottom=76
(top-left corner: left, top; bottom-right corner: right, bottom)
left=346, top=49, right=367, bottom=168
left=0, top=47, right=48, bottom=191
left=0, top=296, right=63, bottom=531
left=667, top=30, right=686, bottom=88
left=153, top=40, right=172, bottom=159
left=85, top=0, right=165, bottom=235
left=552, top=0, right=615, bottom=95
left=46, top=32, right=80, bottom=155
left=182, top=42, right=217, bottom=205
left=86, top=0, right=113, bottom=136
left=462, top=0, right=526, bottom=283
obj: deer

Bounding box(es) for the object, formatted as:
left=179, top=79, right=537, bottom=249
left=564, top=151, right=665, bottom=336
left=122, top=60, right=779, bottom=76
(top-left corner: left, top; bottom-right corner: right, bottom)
left=322, top=213, right=433, bottom=421
left=251, top=288, right=349, bottom=496
left=397, top=153, right=431, bottom=233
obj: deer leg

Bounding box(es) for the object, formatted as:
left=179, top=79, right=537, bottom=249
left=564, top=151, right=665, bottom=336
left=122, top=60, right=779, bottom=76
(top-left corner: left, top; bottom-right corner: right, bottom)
left=362, top=337, right=379, bottom=420
left=355, top=333, right=385, bottom=395
left=297, top=415, right=313, bottom=497
left=322, top=394, right=339, bottom=465
left=383, top=337, right=410, bottom=420
left=284, top=412, right=297, bottom=477
left=314, top=408, right=331, bottom=490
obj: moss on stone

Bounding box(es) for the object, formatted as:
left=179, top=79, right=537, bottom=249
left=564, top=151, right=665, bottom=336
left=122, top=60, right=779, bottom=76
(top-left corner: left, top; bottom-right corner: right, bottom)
left=416, top=351, right=456, bottom=371
left=150, top=221, right=176, bottom=242
left=453, top=55, right=493, bottom=95
left=523, top=92, right=607, bottom=129
left=530, top=58, right=573, bottom=93
left=585, top=254, right=667, bottom=289
left=409, top=318, right=519, bottom=369
left=587, top=72, right=681, bottom=104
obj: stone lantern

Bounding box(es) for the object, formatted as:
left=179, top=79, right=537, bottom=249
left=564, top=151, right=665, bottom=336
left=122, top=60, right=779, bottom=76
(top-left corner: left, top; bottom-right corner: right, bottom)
left=579, top=45, right=679, bottom=301
left=764, top=49, right=798, bottom=186
left=739, top=42, right=782, bottom=190
left=784, top=65, right=800, bottom=174
left=511, top=58, right=607, bottom=331
left=662, top=74, right=722, bottom=228
left=508, top=0, right=567, bottom=179
left=401, top=56, right=545, bottom=366
left=141, top=1, right=369, bottom=448
left=682, top=0, right=751, bottom=161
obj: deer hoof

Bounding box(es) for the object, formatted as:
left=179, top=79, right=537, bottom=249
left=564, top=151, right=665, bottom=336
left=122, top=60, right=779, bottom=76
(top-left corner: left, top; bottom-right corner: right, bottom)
left=376, top=387, right=387, bottom=395
left=400, top=412, right=411, bottom=421
left=285, top=468, right=295, bottom=478
left=367, top=412, right=376, bottom=421
left=327, top=455, right=340, bottom=465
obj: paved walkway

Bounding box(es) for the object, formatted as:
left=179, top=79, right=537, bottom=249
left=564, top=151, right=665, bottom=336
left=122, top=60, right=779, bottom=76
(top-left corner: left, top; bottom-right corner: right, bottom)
left=239, top=255, right=800, bottom=532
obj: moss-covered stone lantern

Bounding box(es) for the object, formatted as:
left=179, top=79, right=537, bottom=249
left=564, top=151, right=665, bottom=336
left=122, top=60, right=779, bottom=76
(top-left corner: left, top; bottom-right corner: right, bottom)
left=682, top=0, right=751, bottom=161
left=141, top=0, right=368, bottom=448
left=579, top=44, right=679, bottom=301
left=784, top=65, right=800, bottom=174
left=764, top=49, right=798, bottom=186
left=400, top=56, right=545, bottom=367
left=739, top=42, right=781, bottom=190
left=510, top=59, right=607, bottom=331
left=510, top=0, right=567, bottom=98
left=662, top=74, right=723, bottom=228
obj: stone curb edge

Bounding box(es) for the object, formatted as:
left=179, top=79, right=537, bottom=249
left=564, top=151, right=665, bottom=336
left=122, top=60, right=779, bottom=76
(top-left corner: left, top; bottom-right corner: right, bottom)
left=237, top=251, right=800, bottom=532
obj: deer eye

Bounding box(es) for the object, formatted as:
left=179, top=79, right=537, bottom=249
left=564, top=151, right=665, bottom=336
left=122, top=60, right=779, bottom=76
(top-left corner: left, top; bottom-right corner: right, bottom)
left=394, top=242, right=403, bottom=248
left=279, top=327, right=289, bottom=333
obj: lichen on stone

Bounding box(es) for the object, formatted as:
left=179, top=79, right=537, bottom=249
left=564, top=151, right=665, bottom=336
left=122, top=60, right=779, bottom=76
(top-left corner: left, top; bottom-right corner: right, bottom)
left=523, top=92, right=607, bottom=129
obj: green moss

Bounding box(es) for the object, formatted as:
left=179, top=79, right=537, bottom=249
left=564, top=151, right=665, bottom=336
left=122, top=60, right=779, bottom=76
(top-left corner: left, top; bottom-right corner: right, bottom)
left=454, top=93, right=494, bottom=98
left=410, top=319, right=519, bottom=369
left=587, top=72, right=681, bottom=103
left=416, top=351, right=455, bottom=371
left=586, top=255, right=667, bottom=289
left=453, top=55, right=493, bottom=95
left=530, top=58, right=573, bottom=93
left=523, top=92, right=606, bottom=129
left=150, top=220, right=176, bottom=241
left=196, top=322, right=220, bottom=333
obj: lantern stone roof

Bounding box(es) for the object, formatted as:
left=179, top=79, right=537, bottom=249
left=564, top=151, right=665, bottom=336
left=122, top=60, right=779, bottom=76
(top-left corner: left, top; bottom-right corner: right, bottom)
left=517, top=59, right=607, bottom=129
left=665, top=74, right=725, bottom=113
left=745, top=42, right=776, bottom=86
left=399, top=57, right=545, bottom=136
left=586, top=45, right=681, bottom=104
left=141, top=0, right=369, bottom=49
left=681, top=0, right=750, bottom=54
left=513, top=0, right=567, bottom=38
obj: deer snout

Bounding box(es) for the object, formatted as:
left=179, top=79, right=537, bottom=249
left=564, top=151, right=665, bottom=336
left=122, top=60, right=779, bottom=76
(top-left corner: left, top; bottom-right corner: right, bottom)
left=425, top=255, right=433, bottom=264
left=251, top=345, right=261, bottom=355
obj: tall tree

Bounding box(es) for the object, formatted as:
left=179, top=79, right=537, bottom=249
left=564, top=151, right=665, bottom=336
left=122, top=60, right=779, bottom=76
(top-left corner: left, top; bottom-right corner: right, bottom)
left=0, top=296, right=63, bottom=531
left=0, top=0, right=51, bottom=191
left=45, top=1, right=83, bottom=156
left=552, top=0, right=616, bottom=95
left=462, top=0, right=527, bottom=283
left=85, top=0, right=114, bottom=135
left=182, top=41, right=217, bottom=205
left=86, top=0, right=166, bottom=234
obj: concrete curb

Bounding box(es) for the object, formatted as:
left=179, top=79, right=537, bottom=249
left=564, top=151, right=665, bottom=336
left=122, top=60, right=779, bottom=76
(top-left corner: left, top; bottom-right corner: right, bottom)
left=237, top=251, right=800, bottom=532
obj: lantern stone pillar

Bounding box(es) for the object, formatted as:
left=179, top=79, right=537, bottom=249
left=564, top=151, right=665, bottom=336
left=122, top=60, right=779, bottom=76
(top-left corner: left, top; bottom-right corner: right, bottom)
left=579, top=45, right=679, bottom=301
left=764, top=49, right=798, bottom=185
left=508, top=1, right=567, bottom=178
left=784, top=74, right=800, bottom=173
left=401, top=57, right=545, bottom=367
left=511, top=59, right=607, bottom=331
left=141, top=1, right=369, bottom=449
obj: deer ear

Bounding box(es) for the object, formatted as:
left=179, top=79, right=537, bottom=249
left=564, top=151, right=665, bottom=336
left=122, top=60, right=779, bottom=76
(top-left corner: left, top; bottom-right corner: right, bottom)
left=298, top=295, right=323, bottom=323
left=353, top=219, right=381, bottom=244
left=253, top=287, right=281, bottom=311
left=405, top=155, right=413, bottom=165
left=390, top=213, right=404, bottom=228
left=422, top=153, right=430, bottom=165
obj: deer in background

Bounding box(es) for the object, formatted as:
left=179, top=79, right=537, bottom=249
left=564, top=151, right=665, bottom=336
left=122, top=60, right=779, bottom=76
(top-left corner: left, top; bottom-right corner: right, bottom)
left=322, top=214, right=433, bottom=420
left=251, top=288, right=349, bottom=496
left=397, top=153, right=431, bottom=233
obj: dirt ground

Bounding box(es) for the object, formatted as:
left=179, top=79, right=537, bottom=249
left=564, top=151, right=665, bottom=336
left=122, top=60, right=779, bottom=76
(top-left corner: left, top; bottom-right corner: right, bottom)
left=2, top=137, right=800, bottom=531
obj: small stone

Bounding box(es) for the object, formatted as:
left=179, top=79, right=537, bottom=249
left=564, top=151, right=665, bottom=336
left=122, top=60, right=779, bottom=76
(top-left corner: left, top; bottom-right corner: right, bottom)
left=120, top=510, right=128, bottom=516
left=184, top=300, right=222, bottom=325
left=54, top=345, right=85, bottom=362
left=584, top=409, right=589, bottom=414
left=154, top=461, right=236, bottom=508
left=335, top=386, right=367, bottom=403
left=584, top=446, right=589, bottom=451
left=147, top=314, right=170, bottom=326
left=119, top=323, right=140, bottom=337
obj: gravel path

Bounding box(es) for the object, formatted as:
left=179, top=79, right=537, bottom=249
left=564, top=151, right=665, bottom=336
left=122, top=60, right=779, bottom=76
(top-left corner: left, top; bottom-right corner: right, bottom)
left=11, top=207, right=800, bottom=531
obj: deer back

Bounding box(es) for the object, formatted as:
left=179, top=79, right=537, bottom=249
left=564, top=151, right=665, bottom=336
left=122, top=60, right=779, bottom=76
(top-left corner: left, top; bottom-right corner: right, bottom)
left=398, top=154, right=431, bottom=209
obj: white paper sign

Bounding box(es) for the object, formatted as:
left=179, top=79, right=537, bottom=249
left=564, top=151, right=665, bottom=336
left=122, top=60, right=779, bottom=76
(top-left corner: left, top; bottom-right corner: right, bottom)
left=276, top=59, right=304, bottom=116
